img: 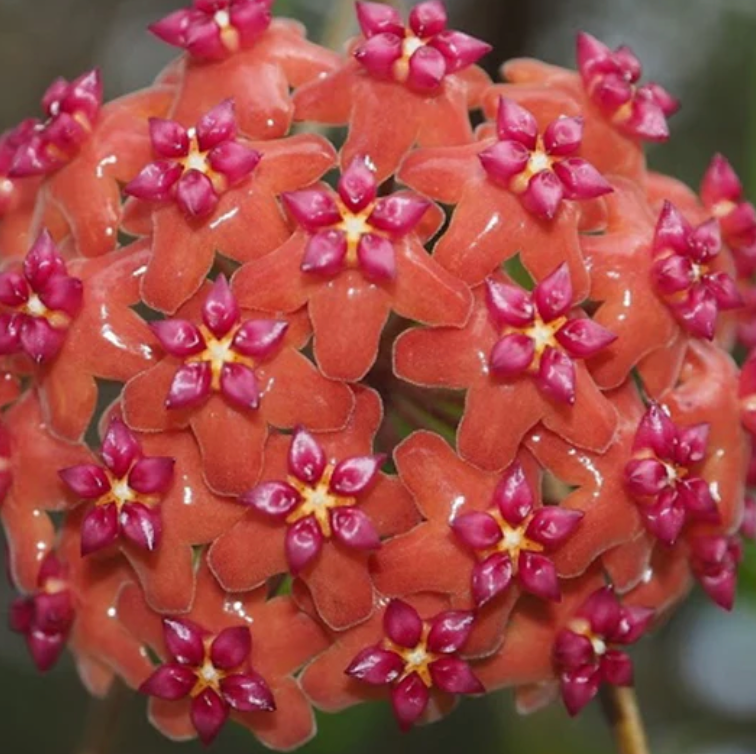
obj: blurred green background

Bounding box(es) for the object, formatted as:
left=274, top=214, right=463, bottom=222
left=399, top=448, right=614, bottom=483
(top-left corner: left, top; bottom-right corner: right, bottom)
left=2, top=0, right=756, bottom=752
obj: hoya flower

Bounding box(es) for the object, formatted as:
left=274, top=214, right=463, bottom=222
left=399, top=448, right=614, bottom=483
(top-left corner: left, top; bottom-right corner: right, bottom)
left=699, top=153, right=756, bottom=274
left=479, top=98, right=611, bottom=220
left=125, top=100, right=261, bottom=219
left=123, top=277, right=354, bottom=496
left=150, top=0, right=273, bottom=61
left=625, top=403, right=718, bottom=546
left=651, top=201, right=742, bottom=340
left=353, top=1, right=490, bottom=93
left=123, top=126, right=336, bottom=314
left=58, top=418, right=175, bottom=556
left=345, top=599, right=484, bottom=729
left=552, top=586, right=654, bottom=715
left=394, top=269, right=617, bottom=471
left=121, top=560, right=328, bottom=750
left=576, top=32, right=679, bottom=143
left=0, top=230, right=82, bottom=364
left=209, top=389, right=419, bottom=629
left=9, top=70, right=103, bottom=177
left=233, top=162, right=471, bottom=382
left=140, top=617, right=275, bottom=745
left=9, top=553, right=74, bottom=672
left=294, top=2, right=491, bottom=181
left=689, top=534, right=742, bottom=611
left=0, top=119, right=39, bottom=216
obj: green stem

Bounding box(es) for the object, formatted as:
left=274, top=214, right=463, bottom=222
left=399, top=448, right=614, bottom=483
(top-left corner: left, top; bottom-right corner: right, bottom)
left=600, top=686, right=651, bottom=754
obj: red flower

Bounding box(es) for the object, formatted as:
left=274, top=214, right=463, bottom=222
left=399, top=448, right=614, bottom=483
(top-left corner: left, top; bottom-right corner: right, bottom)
left=0, top=119, right=39, bottom=218
left=232, top=162, right=471, bottom=382
left=59, top=418, right=175, bottom=555
left=119, top=559, right=329, bottom=750
left=552, top=586, right=653, bottom=715
left=9, top=70, right=103, bottom=177
left=9, top=553, right=74, bottom=672
left=293, top=2, right=490, bottom=181
left=125, top=100, right=260, bottom=220
left=689, top=534, right=742, bottom=611
left=209, top=388, right=419, bottom=629
left=123, top=124, right=337, bottom=314
left=0, top=230, right=82, bottom=364
left=140, top=617, right=275, bottom=745
left=394, top=267, right=617, bottom=471
left=576, top=32, right=679, bottom=143
left=123, top=278, right=354, bottom=496
left=345, top=598, right=483, bottom=730
left=625, top=403, right=718, bottom=546
left=651, top=201, right=742, bottom=340
left=479, top=97, right=611, bottom=220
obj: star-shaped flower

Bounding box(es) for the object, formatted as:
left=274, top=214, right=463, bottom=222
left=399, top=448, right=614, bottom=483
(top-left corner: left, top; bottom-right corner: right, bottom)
left=123, top=277, right=354, bottom=496
left=393, top=267, right=617, bottom=471
left=293, top=1, right=491, bottom=181
left=232, top=158, right=471, bottom=382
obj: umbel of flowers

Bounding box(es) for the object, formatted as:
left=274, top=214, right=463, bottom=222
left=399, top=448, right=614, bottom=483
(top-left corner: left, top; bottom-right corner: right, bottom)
left=0, top=0, right=754, bottom=748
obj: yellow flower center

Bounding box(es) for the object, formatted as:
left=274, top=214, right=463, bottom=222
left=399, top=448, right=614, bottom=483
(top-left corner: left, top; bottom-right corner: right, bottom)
left=285, top=464, right=356, bottom=537
left=510, top=137, right=555, bottom=194
left=179, top=129, right=228, bottom=193
left=186, top=324, right=256, bottom=392
left=384, top=626, right=439, bottom=688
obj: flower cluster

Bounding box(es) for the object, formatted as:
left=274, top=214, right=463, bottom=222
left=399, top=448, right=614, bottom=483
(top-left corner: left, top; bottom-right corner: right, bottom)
left=1, top=1, right=753, bottom=750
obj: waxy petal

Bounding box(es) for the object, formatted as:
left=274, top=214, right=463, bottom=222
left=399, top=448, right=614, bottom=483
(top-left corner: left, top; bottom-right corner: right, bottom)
left=120, top=502, right=162, bottom=552
left=357, top=233, right=396, bottom=281
left=426, top=610, right=475, bottom=654
left=129, top=457, right=175, bottom=495
left=471, top=553, right=514, bottom=606
left=231, top=319, right=288, bottom=359
left=329, top=455, right=385, bottom=495
left=175, top=170, right=219, bottom=218
left=356, top=1, right=404, bottom=37
left=429, top=656, right=484, bottom=694
left=27, top=629, right=67, bottom=673
left=301, top=230, right=348, bottom=277
left=451, top=511, right=503, bottom=550
left=624, top=458, right=668, bottom=497
left=19, top=317, right=67, bottom=363
left=282, top=189, right=341, bottom=230
left=207, top=141, right=261, bottom=185
left=534, top=263, right=573, bottom=322
left=346, top=646, right=404, bottom=685
left=0, top=272, right=30, bottom=307
left=24, top=230, right=66, bottom=289
left=354, top=33, right=403, bottom=79
left=149, top=117, right=189, bottom=158
left=485, top=278, right=534, bottom=327
left=543, top=116, right=583, bottom=157
left=525, top=507, right=584, bottom=549
left=496, top=97, right=538, bottom=149
left=80, top=503, right=119, bottom=555
left=384, top=599, right=423, bottom=649
left=580, top=587, right=620, bottom=637
left=555, top=318, right=616, bottom=358
left=493, top=461, right=534, bottom=525
left=641, top=492, right=686, bottom=546
left=601, top=649, right=634, bottom=686
left=338, top=156, right=378, bottom=212
left=553, top=629, right=594, bottom=671
left=633, top=404, right=676, bottom=458
left=220, top=672, right=276, bottom=712
left=489, top=333, right=536, bottom=377
left=406, top=45, right=447, bottom=92
left=368, top=193, right=430, bottom=237
left=478, top=139, right=530, bottom=186
left=552, top=158, right=612, bottom=200
left=202, top=276, right=239, bottom=339
left=430, top=30, right=491, bottom=73
left=220, top=362, right=261, bottom=410
left=560, top=665, right=602, bottom=716
left=101, top=418, right=142, bottom=478
left=163, top=617, right=206, bottom=666
left=390, top=673, right=430, bottom=730
left=166, top=362, right=212, bottom=410
left=140, top=664, right=197, bottom=701
left=521, top=170, right=564, bottom=220
left=518, top=551, right=560, bottom=601
left=288, top=429, right=327, bottom=484
left=124, top=161, right=183, bottom=201
left=211, top=626, right=251, bottom=671
left=285, top=516, right=323, bottom=575
left=240, top=481, right=301, bottom=518
left=59, top=464, right=110, bottom=499
left=191, top=688, right=229, bottom=746
left=536, top=347, right=576, bottom=404
left=330, top=507, right=381, bottom=550
left=409, top=1, right=447, bottom=37
left=196, top=99, right=236, bottom=152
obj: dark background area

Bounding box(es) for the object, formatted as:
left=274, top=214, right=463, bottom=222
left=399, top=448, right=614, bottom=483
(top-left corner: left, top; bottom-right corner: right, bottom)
left=2, top=1, right=756, bottom=752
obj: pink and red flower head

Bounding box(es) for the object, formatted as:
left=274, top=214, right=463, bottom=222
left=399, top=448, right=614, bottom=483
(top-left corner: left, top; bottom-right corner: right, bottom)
left=624, top=403, right=718, bottom=546
left=451, top=460, right=583, bottom=605
left=283, top=155, right=430, bottom=282
left=689, top=534, right=742, bottom=612
left=140, top=617, right=275, bottom=745
left=346, top=599, right=484, bottom=729
left=125, top=99, right=261, bottom=218
left=10, top=553, right=75, bottom=672
left=576, top=32, right=679, bottom=142
left=553, top=586, right=653, bottom=715
left=152, top=275, right=288, bottom=411
left=240, top=427, right=385, bottom=574
left=0, top=120, right=38, bottom=214
left=651, top=201, right=742, bottom=339
left=0, top=230, right=83, bottom=364
left=149, top=0, right=273, bottom=60
left=9, top=70, right=102, bottom=177
left=353, top=1, right=491, bottom=93
left=59, top=418, right=175, bottom=555
left=479, top=98, right=612, bottom=220
left=485, top=263, right=616, bottom=405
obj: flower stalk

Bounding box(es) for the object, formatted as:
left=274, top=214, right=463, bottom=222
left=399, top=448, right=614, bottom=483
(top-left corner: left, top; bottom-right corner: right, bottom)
left=600, top=686, right=651, bottom=754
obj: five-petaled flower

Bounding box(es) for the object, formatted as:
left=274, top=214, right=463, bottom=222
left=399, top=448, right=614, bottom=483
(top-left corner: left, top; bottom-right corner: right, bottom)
left=125, top=99, right=261, bottom=218
left=283, top=155, right=429, bottom=281
left=240, top=426, right=384, bottom=575
left=9, top=553, right=75, bottom=672
left=140, top=617, right=275, bottom=745
left=0, top=119, right=38, bottom=215
left=624, top=403, right=719, bottom=546
left=354, top=0, right=490, bottom=93
left=479, top=98, right=612, bottom=220
left=346, top=598, right=484, bottom=729
left=553, top=586, right=654, bottom=715
left=689, top=533, right=743, bottom=612
left=700, top=153, right=756, bottom=273
left=151, top=275, right=288, bottom=411
left=8, top=69, right=102, bottom=177
left=150, top=0, right=273, bottom=60
left=576, top=32, right=679, bottom=142
left=650, top=201, right=742, bottom=339
left=485, top=263, right=616, bottom=405
left=451, top=460, right=583, bottom=605
left=59, top=418, right=175, bottom=555
left=0, top=230, right=83, bottom=364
